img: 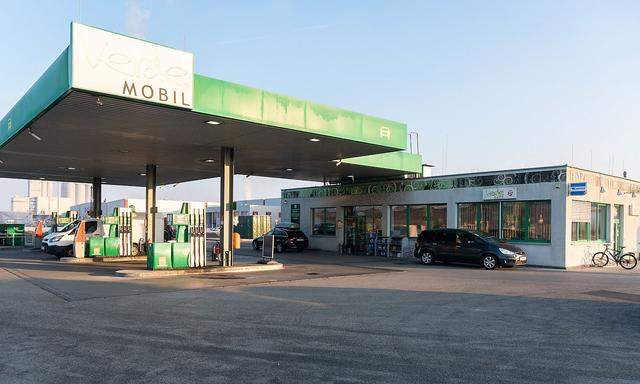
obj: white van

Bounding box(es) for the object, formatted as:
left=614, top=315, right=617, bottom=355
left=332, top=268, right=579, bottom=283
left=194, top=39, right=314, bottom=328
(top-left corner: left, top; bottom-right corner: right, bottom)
left=45, top=219, right=100, bottom=258
left=41, top=220, right=79, bottom=254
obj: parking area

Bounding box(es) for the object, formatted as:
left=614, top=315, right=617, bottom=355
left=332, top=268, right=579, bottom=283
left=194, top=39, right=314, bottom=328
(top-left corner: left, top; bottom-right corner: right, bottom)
left=1, top=247, right=639, bottom=383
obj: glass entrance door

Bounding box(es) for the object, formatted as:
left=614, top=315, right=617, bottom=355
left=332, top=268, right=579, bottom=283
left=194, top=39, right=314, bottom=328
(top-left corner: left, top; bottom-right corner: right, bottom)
left=343, top=206, right=382, bottom=255
left=613, top=204, right=623, bottom=252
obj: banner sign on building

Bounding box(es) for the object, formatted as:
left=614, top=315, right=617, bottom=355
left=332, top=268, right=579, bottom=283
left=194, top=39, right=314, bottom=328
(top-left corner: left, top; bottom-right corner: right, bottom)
left=569, top=182, right=587, bottom=196
left=290, top=204, right=300, bottom=224
left=71, top=23, right=194, bottom=109
left=483, top=187, right=517, bottom=200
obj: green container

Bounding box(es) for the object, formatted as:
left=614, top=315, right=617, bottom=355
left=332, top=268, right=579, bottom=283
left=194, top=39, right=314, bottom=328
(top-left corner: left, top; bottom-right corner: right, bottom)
left=171, top=242, right=190, bottom=269
left=87, top=236, right=104, bottom=257
left=147, top=243, right=172, bottom=270
left=0, top=224, right=25, bottom=246
left=234, top=215, right=272, bottom=239
left=103, top=237, right=120, bottom=257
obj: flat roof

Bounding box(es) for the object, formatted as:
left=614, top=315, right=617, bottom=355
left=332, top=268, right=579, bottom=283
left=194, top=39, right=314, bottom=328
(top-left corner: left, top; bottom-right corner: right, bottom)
left=282, top=164, right=640, bottom=198
left=0, top=23, right=421, bottom=186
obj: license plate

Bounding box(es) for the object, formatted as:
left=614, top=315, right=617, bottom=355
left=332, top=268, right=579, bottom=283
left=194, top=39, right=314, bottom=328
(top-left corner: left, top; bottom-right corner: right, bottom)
left=296, top=239, right=304, bottom=242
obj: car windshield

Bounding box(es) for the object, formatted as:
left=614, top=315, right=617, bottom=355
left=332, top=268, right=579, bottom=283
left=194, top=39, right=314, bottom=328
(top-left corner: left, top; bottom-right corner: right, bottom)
left=470, top=231, right=499, bottom=243
left=58, top=220, right=79, bottom=233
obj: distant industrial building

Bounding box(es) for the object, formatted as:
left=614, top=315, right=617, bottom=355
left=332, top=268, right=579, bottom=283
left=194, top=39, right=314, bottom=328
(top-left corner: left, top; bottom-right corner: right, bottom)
left=70, top=197, right=281, bottom=229
left=206, top=198, right=281, bottom=228
left=71, top=198, right=217, bottom=218
left=11, top=180, right=92, bottom=215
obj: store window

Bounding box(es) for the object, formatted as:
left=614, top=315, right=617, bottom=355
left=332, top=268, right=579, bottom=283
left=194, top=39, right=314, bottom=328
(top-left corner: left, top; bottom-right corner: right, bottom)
left=480, top=203, right=499, bottom=237
left=591, top=203, right=609, bottom=242
left=502, top=202, right=525, bottom=240
left=458, top=203, right=477, bottom=231
left=459, top=201, right=551, bottom=242
left=570, top=201, right=609, bottom=242
left=392, top=204, right=448, bottom=237
left=392, top=206, right=408, bottom=236
left=311, top=207, right=336, bottom=236
left=528, top=201, right=551, bottom=241
left=428, top=205, right=447, bottom=229
left=408, top=205, right=427, bottom=237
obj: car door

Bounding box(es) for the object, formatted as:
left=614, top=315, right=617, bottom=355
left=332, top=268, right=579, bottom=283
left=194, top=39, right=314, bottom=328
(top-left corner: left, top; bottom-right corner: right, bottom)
left=434, top=229, right=457, bottom=260
left=258, top=230, right=274, bottom=247
left=274, top=229, right=288, bottom=249
left=456, top=231, right=484, bottom=264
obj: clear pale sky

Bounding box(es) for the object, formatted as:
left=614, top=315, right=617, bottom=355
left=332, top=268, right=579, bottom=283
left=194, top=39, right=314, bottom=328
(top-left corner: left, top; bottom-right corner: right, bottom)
left=1, top=0, right=639, bottom=210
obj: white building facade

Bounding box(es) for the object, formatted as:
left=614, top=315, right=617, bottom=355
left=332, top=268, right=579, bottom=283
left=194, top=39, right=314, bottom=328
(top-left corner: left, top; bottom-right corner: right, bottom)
left=281, top=165, right=640, bottom=269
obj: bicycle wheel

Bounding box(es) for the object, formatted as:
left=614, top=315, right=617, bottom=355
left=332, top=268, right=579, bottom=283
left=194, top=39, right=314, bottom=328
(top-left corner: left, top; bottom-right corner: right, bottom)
left=592, top=252, right=609, bottom=267
left=620, top=253, right=637, bottom=270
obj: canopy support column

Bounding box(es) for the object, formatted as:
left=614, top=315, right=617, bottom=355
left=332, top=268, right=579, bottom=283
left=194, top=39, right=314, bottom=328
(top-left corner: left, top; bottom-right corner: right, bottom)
left=220, top=147, right=234, bottom=266
left=145, top=164, right=157, bottom=245
left=91, top=177, right=102, bottom=218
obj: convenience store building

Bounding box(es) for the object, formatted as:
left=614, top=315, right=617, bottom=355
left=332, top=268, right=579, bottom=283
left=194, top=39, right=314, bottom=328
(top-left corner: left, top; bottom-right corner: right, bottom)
left=281, top=165, right=640, bottom=268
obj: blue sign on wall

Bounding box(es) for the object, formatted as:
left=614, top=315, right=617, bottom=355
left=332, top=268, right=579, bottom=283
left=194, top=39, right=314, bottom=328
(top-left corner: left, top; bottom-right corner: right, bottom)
left=569, top=182, right=587, bottom=196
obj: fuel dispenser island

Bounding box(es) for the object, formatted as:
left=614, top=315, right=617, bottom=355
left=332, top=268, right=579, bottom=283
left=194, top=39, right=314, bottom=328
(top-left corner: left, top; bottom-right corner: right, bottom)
left=147, top=202, right=206, bottom=270
left=82, top=208, right=145, bottom=258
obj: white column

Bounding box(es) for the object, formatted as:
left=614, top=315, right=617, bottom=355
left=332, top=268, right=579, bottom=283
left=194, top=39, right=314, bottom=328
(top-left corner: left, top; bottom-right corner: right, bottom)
left=145, top=164, right=157, bottom=245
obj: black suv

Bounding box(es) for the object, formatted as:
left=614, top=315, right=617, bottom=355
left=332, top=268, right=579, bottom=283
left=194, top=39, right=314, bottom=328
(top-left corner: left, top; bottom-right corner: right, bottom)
left=252, top=228, right=309, bottom=253
left=414, top=228, right=527, bottom=269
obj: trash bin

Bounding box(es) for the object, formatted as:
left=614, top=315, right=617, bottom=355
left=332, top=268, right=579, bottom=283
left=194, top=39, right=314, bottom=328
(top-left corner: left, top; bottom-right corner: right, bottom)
left=147, top=243, right=172, bottom=270
left=87, top=236, right=104, bottom=257
left=171, top=242, right=190, bottom=269
left=103, top=237, right=120, bottom=257
left=233, top=232, right=241, bottom=249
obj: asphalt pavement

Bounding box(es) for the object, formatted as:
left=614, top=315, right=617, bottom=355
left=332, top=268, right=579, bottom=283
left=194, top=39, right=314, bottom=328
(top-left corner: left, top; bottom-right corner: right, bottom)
left=1, top=247, right=639, bottom=383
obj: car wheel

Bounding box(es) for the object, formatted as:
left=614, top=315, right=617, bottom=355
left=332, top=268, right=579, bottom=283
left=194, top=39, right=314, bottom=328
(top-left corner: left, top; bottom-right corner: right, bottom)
left=276, top=243, right=284, bottom=253
left=420, top=251, right=434, bottom=265
left=482, top=254, right=498, bottom=270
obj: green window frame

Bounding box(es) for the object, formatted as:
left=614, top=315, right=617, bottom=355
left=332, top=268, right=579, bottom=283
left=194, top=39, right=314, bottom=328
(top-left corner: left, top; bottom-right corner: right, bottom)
left=311, top=207, right=336, bottom=236
left=457, top=200, right=551, bottom=243
left=570, top=202, right=609, bottom=242
left=391, top=204, right=447, bottom=237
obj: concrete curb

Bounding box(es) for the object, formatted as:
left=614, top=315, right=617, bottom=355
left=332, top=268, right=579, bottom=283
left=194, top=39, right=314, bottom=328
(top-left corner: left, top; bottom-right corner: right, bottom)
left=94, top=256, right=147, bottom=263
left=115, top=262, right=284, bottom=279
left=59, top=257, right=95, bottom=264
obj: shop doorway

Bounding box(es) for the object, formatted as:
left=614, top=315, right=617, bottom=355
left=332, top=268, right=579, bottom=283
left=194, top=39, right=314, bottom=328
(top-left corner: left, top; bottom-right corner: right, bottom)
left=343, top=206, right=383, bottom=255
left=613, top=204, right=623, bottom=252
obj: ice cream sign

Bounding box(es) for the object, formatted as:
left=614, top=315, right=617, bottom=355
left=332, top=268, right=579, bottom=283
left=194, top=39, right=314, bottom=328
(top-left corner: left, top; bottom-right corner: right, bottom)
left=483, top=187, right=517, bottom=200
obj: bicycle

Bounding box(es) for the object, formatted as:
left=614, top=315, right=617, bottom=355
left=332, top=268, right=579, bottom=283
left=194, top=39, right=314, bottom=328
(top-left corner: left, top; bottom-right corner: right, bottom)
left=592, top=243, right=637, bottom=270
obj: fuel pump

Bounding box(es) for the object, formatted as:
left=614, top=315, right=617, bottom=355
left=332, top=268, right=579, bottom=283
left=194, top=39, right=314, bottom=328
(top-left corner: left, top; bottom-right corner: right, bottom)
left=102, top=207, right=133, bottom=256
left=190, top=205, right=206, bottom=267
left=166, top=202, right=206, bottom=268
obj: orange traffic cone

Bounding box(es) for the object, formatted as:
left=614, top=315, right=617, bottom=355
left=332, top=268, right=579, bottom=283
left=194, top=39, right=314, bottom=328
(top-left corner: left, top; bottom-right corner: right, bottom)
left=35, top=221, right=44, bottom=238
